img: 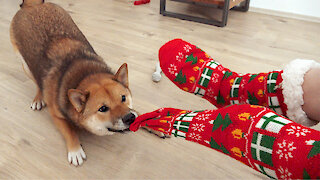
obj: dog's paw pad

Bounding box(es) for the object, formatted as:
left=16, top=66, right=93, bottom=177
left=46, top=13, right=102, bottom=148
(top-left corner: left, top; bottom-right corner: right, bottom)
left=30, top=100, right=46, bottom=111
left=68, top=146, right=86, bottom=167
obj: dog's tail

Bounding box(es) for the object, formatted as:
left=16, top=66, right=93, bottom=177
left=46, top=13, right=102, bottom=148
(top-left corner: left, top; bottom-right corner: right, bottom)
left=20, top=0, right=44, bottom=8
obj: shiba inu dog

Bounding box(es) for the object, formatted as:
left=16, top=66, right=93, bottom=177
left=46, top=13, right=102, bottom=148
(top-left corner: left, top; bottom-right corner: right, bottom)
left=10, top=0, right=137, bottom=166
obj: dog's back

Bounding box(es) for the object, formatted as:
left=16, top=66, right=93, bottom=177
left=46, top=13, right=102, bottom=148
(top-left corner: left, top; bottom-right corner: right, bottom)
left=10, top=0, right=96, bottom=89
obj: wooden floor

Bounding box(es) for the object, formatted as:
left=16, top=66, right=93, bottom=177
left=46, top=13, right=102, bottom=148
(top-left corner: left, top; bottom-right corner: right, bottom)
left=1, top=0, right=320, bottom=179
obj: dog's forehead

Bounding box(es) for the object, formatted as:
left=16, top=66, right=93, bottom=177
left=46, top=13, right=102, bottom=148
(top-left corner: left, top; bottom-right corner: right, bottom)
left=88, top=81, right=128, bottom=102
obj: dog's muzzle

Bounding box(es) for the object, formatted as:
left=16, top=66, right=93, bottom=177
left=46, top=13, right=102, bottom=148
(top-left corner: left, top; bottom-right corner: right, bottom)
left=122, top=111, right=137, bottom=125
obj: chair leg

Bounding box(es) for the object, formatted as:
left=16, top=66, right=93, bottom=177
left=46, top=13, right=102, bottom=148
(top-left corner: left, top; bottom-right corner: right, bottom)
left=243, top=0, right=250, bottom=12
left=160, top=0, right=166, bottom=14
left=232, top=0, right=250, bottom=12
left=220, top=0, right=230, bottom=27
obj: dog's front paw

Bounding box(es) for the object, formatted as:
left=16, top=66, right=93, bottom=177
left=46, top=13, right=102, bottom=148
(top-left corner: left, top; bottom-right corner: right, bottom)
left=143, top=127, right=171, bottom=139
left=68, top=146, right=86, bottom=166
left=31, top=91, right=46, bottom=111
left=31, top=100, right=46, bottom=111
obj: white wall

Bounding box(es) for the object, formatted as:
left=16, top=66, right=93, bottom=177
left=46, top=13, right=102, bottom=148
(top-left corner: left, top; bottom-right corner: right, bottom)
left=250, top=0, right=320, bottom=18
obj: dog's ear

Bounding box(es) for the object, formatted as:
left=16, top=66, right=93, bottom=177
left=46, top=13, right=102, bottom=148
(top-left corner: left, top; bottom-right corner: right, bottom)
left=68, top=89, right=89, bottom=112
left=114, top=63, right=128, bottom=87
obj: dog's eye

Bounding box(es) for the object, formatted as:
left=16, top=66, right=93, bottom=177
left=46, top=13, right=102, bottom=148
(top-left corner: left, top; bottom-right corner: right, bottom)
left=121, top=95, right=126, bottom=102
left=98, top=105, right=109, bottom=112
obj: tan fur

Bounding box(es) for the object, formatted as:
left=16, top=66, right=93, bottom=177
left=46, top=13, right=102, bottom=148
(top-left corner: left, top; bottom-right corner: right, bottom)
left=10, top=0, right=136, bottom=166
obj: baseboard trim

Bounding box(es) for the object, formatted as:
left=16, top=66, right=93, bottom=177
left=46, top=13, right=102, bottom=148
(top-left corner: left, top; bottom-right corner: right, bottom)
left=249, top=7, right=320, bottom=23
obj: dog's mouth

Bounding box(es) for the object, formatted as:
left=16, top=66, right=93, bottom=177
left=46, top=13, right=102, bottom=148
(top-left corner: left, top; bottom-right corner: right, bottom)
left=107, top=128, right=130, bottom=133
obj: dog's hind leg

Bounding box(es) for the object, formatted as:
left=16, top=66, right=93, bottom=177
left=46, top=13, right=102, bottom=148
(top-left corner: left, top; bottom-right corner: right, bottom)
left=21, top=63, right=46, bottom=111
left=152, top=62, right=162, bottom=82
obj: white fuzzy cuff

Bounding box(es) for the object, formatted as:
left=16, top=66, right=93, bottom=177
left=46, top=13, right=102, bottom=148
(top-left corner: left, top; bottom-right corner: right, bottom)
left=282, top=59, right=320, bottom=126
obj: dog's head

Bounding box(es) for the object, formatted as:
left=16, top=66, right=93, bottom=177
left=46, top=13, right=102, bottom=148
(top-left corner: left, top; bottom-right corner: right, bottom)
left=68, top=63, right=137, bottom=136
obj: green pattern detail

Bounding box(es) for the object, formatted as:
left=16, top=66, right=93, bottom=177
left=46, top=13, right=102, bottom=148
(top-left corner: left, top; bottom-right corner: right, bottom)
left=223, top=71, right=233, bottom=79
left=217, top=91, right=225, bottom=104
left=230, top=77, right=242, bottom=98
left=261, top=115, right=286, bottom=130
left=221, top=144, right=230, bottom=154
left=212, top=113, right=232, bottom=132
left=248, top=91, right=259, bottom=105
left=210, top=137, right=230, bottom=154
left=303, top=169, right=311, bottom=179
left=267, top=73, right=279, bottom=93
left=210, top=137, right=221, bottom=149
left=198, top=68, right=213, bottom=88
left=185, top=54, right=198, bottom=65
left=249, top=74, right=258, bottom=82
left=251, top=132, right=275, bottom=167
left=173, top=121, right=190, bottom=133
left=174, top=70, right=186, bottom=84
left=308, top=141, right=320, bottom=159
left=257, top=165, right=276, bottom=179
left=172, top=129, right=186, bottom=138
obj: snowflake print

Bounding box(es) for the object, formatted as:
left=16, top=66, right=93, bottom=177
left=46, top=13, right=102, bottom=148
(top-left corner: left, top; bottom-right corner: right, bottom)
left=278, top=166, right=292, bottom=180
left=276, top=140, right=296, bottom=161
left=188, top=132, right=202, bottom=141
left=205, top=88, right=216, bottom=98
left=191, top=123, right=205, bottom=132
left=306, top=139, right=315, bottom=145
left=195, top=114, right=210, bottom=121
left=286, top=125, right=311, bottom=137
left=168, top=64, right=177, bottom=75
left=211, top=73, right=220, bottom=83
left=176, top=52, right=184, bottom=62
left=183, top=44, right=192, bottom=52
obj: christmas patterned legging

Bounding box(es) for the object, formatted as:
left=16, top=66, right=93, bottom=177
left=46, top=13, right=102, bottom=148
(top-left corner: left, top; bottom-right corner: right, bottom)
left=158, top=39, right=320, bottom=127
left=130, top=105, right=320, bottom=179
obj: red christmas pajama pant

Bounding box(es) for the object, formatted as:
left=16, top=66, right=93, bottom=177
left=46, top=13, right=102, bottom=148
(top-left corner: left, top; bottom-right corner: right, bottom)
left=130, top=105, right=320, bottom=179
left=159, top=39, right=319, bottom=126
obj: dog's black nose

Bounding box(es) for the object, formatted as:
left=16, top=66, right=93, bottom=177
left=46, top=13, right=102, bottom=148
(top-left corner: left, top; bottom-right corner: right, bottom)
left=122, top=112, right=136, bottom=125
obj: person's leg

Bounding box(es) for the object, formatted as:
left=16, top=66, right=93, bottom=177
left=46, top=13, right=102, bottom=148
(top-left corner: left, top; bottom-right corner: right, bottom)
left=130, top=104, right=320, bottom=179
left=158, top=39, right=319, bottom=126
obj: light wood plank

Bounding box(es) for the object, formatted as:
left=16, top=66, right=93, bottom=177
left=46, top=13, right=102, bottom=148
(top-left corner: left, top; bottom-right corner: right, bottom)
left=0, top=0, right=319, bottom=178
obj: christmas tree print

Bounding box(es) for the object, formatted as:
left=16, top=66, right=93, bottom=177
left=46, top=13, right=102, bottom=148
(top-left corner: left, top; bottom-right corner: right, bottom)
left=248, top=91, right=259, bottom=105
left=212, top=113, right=232, bottom=132
left=210, top=137, right=230, bottom=154
left=174, top=70, right=187, bottom=84
left=223, top=71, right=233, bottom=79
left=217, top=91, right=225, bottom=104
left=303, top=169, right=311, bottom=179
left=307, top=140, right=320, bottom=158
left=185, top=53, right=198, bottom=65
left=249, top=74, right=258, bottom=82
